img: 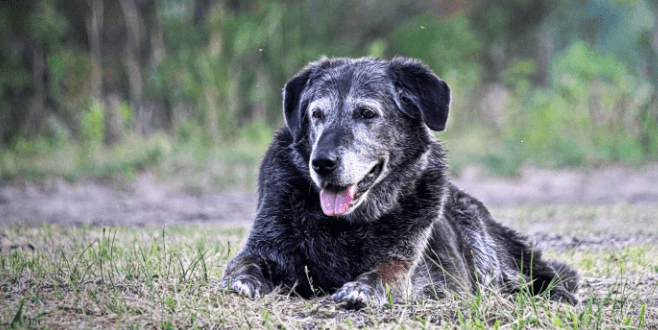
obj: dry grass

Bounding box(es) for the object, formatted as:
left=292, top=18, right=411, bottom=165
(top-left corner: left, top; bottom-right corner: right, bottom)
left=491, top=203, right=658, bottom=236
left=1, top=221, right=656, bottom=329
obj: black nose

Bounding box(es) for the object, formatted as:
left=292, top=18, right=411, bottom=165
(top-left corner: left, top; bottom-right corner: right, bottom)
left=312, top=153, right=340, bottom=176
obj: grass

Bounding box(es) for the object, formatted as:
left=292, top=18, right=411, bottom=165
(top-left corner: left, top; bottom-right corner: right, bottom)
left=0, top=130, right=271, bottom=193
left=1, top=221, right=656, bottom=329
left=490, top=203, right=658, bottom=236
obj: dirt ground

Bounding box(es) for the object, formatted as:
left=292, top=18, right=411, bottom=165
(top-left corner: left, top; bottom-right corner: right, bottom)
left=2, top=163, right=657, bottom=251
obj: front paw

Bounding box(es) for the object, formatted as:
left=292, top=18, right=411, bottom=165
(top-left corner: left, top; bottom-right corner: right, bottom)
left=332, top=281, right=386, bottom=309
left=221, top=274, right=271, bottom=299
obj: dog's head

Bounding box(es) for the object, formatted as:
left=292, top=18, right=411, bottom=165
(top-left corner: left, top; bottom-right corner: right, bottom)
left=283, top=57, right=450, bottom=217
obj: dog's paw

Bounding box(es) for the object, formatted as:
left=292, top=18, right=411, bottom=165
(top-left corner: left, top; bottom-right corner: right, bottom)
left=221, top=275, right=271, bottom=299
left=332, top=281, right=386, bottom=309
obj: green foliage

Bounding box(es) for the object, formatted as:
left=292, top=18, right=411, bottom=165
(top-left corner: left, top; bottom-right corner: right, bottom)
left=238, top=119, right=275, bottom=144
left=502, top=59, right=536, bottom=94
left=482, top=140, right=528, bottom=176
left=118, top=101, right=132, bottom=126
left=2, top=0, right=658, bottom=183
left=552, top=41, right=630, bottom=100
left=389, top=14, right=481, bottom=77
left=494, top=40, right=657, bottom=171
left=79, top=100, right=105, bottom=149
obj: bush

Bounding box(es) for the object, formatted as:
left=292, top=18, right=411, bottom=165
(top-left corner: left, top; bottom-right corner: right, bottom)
left=79, top=99, right=105, bottom=149
left=388, top=14, right=481, bottom=77
left=504, top=40, right=655, bottom=167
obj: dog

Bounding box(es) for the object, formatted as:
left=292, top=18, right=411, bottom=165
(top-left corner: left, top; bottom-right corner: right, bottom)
left=221, top=57, right=578, bottom=308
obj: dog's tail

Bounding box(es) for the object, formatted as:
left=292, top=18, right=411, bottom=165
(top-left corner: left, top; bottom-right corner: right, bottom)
left=515, top=244, right=579, bottom=304
left=516, top=247, right=579, bottom=304
left=487, top=219, right=579, bottom=304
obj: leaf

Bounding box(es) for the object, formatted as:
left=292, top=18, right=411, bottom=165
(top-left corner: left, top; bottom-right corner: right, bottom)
left=10, top=296, right=26, bottom=328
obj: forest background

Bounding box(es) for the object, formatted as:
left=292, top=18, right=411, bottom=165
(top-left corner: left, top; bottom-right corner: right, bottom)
left=2, top=0, right=658, bottom=191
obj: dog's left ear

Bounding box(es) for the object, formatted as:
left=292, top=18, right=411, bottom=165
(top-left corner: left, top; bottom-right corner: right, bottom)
left=389, top=57, right=451, bottom=131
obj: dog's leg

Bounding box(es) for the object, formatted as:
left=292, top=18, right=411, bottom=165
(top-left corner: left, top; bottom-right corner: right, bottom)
left=220, top=253, right=273, bottom=299
left=332, top=259, right=411, bottom=309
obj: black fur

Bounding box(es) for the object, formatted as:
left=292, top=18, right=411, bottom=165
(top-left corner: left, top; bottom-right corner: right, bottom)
left=221, top=57, right=578, bottom=308
left=389, top=58, right=450, bottom=131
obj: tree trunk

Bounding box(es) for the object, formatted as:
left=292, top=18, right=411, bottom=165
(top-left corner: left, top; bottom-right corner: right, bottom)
left=532, top=27, right=551, bottom=87
left=151, top=0, right=170, bottom=130
left=24, top=40, right=45, bottom=138
left=87, top=0, right=103, bottom=101
left=119, top=0, right=145, bottom=133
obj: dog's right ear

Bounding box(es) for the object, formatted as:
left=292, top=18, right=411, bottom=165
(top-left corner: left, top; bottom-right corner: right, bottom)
left=282, top=69, right=312, bottom=142
left=283, top=58, right=332, bottom=142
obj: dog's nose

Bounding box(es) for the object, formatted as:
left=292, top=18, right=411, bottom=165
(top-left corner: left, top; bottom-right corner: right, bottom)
left=312, top=153, right=340, bottom=176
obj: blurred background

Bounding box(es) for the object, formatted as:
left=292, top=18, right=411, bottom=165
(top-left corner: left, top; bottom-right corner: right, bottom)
left=2, top=0, right=658, bottom=193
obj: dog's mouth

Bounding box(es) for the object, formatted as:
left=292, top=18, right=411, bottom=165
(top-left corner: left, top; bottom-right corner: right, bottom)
left=319, top=161, right=384, bottom=216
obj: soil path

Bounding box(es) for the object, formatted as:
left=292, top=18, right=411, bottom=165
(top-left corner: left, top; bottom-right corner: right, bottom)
left=2, top=164, right=657, bottom=250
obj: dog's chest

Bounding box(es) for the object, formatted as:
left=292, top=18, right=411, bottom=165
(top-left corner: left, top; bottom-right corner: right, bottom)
left=289, top=213, right=425, bottom=271
left=294, top=220, right=384, bottom=268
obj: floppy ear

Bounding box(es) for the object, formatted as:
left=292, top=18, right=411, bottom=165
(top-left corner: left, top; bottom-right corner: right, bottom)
left=282, top=58, right=335, bottom=141
left=282, top=69, right=312, bottom=141
left=389, top=57, right=451, bottom=131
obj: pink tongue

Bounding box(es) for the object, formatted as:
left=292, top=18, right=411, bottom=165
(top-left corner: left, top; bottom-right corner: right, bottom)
left=320, top=186, right=357, bottom=216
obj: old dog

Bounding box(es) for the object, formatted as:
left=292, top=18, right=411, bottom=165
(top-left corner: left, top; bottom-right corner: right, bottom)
left=221, top=57, right=578, bottom=308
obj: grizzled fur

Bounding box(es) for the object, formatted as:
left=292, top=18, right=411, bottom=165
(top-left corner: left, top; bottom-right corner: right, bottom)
left=221, top=57, right=578, bottom=308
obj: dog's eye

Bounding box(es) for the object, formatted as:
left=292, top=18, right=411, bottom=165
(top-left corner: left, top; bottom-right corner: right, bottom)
left=360, top=108, right=377, bottom=119
left=312, top=109, right=324, bottom=119
left=400, top=95, right=412, bottom=104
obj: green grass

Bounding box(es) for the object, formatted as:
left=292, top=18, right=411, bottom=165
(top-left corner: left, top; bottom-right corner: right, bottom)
left=0, top=129, right=270, bottom=193
left=1, top=222, right=656, bottom=329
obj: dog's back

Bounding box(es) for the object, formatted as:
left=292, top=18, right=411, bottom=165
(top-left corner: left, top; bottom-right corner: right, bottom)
left=414, top=184, right=578, bottom=303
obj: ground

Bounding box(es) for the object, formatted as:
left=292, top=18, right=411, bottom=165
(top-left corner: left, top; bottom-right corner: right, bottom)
left=2, top=164, right=657, bottom=250
left=1, top=164, right=657, bottom=329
